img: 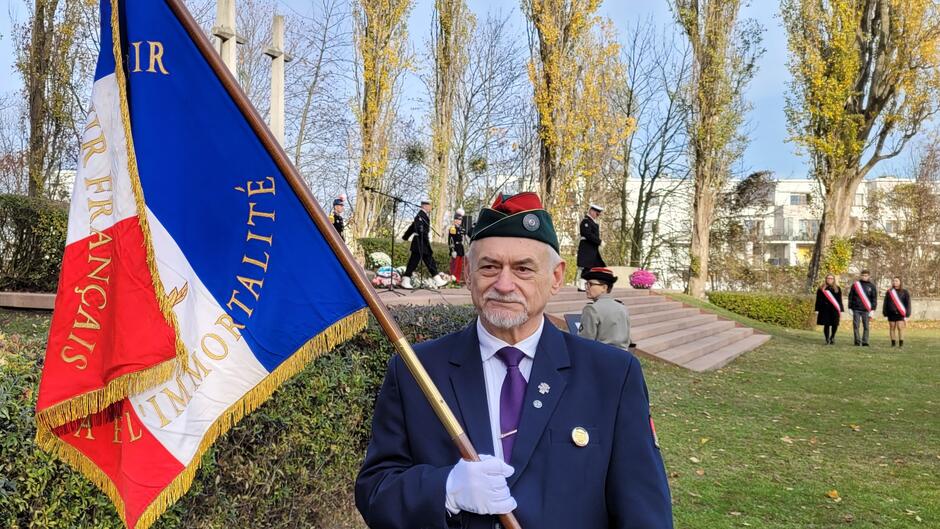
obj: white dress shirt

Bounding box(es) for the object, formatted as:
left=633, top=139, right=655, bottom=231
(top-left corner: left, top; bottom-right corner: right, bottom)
left=476, top=316, right=544, bottom=462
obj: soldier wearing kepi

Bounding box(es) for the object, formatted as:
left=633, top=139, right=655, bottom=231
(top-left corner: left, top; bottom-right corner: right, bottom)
left=328, top=195, right=346, bottom=241
left=448, top=208, right=467, bottom=284
left=576, top=204, right=605, bottom=291
left=579, top=267, right=631, bottom=351
left=402, top=199, right=448, bottom=289
left=356, top=191, right=673, bottom=529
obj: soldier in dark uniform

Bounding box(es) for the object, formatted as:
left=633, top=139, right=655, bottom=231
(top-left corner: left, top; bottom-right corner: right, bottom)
left=402, top=199, right=447, bottom=289
left=576, top=204, right=605, bottom=291
left=448, top=208, right=466, bottom=284
left=328, top=195, right=346, bottom=240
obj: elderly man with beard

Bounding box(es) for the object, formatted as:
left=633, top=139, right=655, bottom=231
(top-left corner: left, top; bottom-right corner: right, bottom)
left=355, top=192, right=673, bottom=529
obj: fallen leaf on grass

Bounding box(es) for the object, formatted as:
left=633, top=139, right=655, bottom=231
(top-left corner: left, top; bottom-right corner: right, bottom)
left=843, top=514, right=855, bottom=523
left=781, top=436, right=794, bottom=444
left=700, top=437, right=711, bottom=445
left=849, top=424, right=861, bottom=432
left=695, top=469, right=705, bottom=476
left=689, top=456, right=701, bottom=464
left=826, top=490, right=842, bottom=501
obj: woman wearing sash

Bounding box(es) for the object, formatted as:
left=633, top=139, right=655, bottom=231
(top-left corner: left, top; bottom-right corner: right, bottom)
left=882, top=276, right=912, bottom=348
left=814, top=274, right=844, bottom=345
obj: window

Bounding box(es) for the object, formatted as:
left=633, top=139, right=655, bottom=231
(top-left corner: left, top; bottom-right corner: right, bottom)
left=854, top=193, right=865, bottom=206
left=790, top=193, right=809, bottom=206
left=799, top=219, right=820, bottom=239
left=885, top=220, right=901, bottom=234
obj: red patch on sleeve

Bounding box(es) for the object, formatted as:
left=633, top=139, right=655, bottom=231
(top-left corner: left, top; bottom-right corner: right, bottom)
left=650, top=415, right=660, bottom=449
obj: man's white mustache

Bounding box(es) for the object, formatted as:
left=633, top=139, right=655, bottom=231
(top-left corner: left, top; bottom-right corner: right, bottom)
left=483, top=292, right=527, bottom=306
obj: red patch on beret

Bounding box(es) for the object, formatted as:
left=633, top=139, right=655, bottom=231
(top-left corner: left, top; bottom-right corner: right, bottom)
left=491, top=192, right=544, bottom=215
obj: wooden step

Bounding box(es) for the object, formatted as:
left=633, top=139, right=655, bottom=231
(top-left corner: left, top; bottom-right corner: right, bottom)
left=684, top=334, right=771, bottom=372
left=631, top=314, right=718, bottom=341
left=636, top=320, right=737, bottom=354
left=657, top=327, right=754, bottom=365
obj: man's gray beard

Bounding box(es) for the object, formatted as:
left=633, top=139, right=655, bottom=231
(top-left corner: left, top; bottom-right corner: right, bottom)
left=479, top=307, right=530, bottom=329
left=477, top=291, right=530, bottom=329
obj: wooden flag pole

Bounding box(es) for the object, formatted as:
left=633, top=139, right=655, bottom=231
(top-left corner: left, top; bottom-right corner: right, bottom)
left=163, top=1, right=522, bottom=528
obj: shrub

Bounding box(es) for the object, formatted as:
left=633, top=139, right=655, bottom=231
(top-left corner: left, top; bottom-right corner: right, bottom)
left=358, top=237, right=451, bottom=277
left=707, top=291, right=815, bottom=329
left=0, top=194, right=69, bottom=292
left=629, top=269, right=657, bottom=289
left=1, top=305, right=478, bottom=529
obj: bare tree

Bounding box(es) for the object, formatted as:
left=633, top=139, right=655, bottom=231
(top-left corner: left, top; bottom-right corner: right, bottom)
left=609, top=20, right=691, bottom=267
left=450, top=11, right=532, bottom=213
left=671, top=0, right=764, bottom=298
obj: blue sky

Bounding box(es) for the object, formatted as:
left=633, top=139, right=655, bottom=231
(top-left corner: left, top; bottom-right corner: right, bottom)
left=0, top=0, right=886, bottom=180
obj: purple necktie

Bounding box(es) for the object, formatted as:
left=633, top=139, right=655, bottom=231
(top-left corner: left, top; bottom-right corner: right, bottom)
left=496, top=346, right=527, bottom=463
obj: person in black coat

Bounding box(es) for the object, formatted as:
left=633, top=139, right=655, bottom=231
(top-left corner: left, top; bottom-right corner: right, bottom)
left=402, top=199, right=446, bottom=289
left=847, top=270, right=877, bottom=346
left=814, top=274, right=844, bottom=345
left=576, top=204, right=605, bottom=291
left=448, top=209, right=466, bottom=283
left=328, top=196, right=346, bottom=241
left=883, top=276, right=913, bottom=348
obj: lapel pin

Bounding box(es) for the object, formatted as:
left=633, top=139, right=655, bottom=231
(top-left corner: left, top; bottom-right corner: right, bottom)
left=533, top=399, right=543, bottom=409
left=571, top=427, right=590, bottom=447
left=538, top=382, right=550, bottom=395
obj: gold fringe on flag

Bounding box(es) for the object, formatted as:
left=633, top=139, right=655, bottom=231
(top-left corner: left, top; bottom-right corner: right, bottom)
left=35, top=425, right=130, bottom=527
left=34, top=358, right=178, bottom=430
left=36, top=308, right=370, bottom=529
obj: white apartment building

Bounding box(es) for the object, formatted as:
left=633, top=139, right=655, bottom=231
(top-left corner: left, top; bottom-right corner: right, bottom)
left=612, top=175, right=929, bottom=288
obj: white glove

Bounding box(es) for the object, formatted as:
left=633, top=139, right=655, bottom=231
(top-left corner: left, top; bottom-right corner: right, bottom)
left=445, top=455, right=516, bottom=515
left=451, top=251, right=457, bottom=258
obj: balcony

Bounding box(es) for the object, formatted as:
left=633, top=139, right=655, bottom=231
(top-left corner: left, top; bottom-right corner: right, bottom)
left=766, top=230, right=818, bottom=243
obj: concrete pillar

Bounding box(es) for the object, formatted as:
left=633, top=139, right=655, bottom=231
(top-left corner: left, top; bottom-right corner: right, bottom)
left=212, top=0, right=238, bottom=73
left=264, top=15, right=291, bottom=145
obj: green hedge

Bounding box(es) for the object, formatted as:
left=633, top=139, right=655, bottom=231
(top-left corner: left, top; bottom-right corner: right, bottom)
left=0, top=304, right=478, bottom=529
left=0, top=194, right=69, bottom=292
left=358, top=237, right=452, bottom=277
left=707, top=291, right=815, bottom=329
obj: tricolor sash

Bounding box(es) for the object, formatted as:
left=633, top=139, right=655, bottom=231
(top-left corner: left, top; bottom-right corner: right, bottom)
left=888, top=288, right=907, bottom=318
left=852, top=281, right=873, bottom=311
left=823, top=288, right=841, bottom=313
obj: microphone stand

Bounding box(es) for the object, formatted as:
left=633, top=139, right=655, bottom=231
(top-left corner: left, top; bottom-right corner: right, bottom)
left=362, top=186, right=417, bottom=296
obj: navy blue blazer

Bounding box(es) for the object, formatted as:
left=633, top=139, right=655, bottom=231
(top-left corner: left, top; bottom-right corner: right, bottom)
left=355, top=317, right=673, bottom=529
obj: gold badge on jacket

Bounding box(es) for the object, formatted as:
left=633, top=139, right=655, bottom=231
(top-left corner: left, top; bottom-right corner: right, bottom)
left=571, top=427, right=590, bottom=447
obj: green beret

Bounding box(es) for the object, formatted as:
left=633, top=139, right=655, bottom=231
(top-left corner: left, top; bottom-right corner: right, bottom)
left=470, top=192, right=559, bottom=252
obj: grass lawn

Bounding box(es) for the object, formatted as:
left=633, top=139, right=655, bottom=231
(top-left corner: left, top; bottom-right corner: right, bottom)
left=2, top=301, right=938, bottom=528
left=651, top=293, right=939, bottom=528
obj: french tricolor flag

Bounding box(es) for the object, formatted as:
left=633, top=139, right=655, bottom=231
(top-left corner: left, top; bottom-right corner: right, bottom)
left=35, top=1, right=368, bottom=528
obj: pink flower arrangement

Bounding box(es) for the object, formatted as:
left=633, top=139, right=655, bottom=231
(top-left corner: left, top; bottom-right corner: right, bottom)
left=629, top=269, right=657, bottom=289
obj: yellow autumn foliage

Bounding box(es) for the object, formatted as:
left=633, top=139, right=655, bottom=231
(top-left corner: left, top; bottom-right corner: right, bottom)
left=351, top=0, right=413, bottom=240
left=523, top=1, right=635, bottom=222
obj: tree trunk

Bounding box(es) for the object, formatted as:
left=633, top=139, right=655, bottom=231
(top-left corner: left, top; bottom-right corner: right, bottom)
left=804, top=174, right=860, bottom=290
left=686, top=184, right=716, bottom=298
left=27, top=0, right=56, bottom=198
left=539, top=136, right=554, bottom=197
